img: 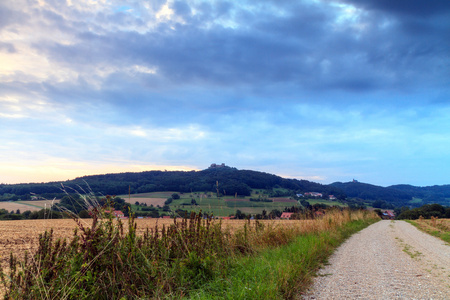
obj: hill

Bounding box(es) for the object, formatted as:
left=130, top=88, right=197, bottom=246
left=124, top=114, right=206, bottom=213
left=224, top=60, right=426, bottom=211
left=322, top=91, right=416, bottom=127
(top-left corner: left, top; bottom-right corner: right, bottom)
left=388, top=184, right=450, bottom=206
left=331, top=181, right=450, bottom=208
left=0, top=165, right=344, bottom=201
left=330, top=181, right=413, bottom=208
left=1, top=165, right=449, bottom=208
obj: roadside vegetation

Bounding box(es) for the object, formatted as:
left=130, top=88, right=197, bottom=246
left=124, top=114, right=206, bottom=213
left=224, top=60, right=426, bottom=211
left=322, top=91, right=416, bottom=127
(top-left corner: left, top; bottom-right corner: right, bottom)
left=407, top=217, right=450, bottom=244
left=0, top=195, right=379, bottom=299
left=396, top=203, right=450, bottom=220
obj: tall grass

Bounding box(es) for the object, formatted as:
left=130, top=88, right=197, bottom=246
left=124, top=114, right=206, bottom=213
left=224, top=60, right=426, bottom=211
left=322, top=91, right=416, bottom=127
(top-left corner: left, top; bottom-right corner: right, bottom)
left=407, top=217, right=450, bottom=243
left=192, top=209, right=378, bottom=299
left=0, top=200, right=378, bottom=299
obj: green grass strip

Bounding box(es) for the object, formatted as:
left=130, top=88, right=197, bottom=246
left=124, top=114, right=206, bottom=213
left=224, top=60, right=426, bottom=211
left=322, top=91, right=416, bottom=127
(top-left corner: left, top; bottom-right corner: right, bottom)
left=188, top=219, right=378, bottom=299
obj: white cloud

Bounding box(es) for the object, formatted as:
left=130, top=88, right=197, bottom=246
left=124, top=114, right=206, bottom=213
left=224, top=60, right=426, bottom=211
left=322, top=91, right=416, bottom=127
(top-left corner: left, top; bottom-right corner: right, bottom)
left=108, top=124, right=207, bottom=141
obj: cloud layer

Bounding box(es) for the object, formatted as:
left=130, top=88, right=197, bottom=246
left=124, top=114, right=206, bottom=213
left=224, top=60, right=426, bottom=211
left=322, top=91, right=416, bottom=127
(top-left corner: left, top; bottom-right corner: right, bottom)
left=1, top=0, right=449, bottom=186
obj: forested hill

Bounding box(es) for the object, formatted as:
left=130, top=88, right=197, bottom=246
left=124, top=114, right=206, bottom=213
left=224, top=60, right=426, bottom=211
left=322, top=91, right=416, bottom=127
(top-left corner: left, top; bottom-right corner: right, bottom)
left=0, top=166, right=449, bottom=207
left=0, top=166, right=344, bottom=200
left=388, top=184, right=450, bottom=205
left=330, top=181, right=412, bottom=207
left=331, top=181, right=450, bottom=207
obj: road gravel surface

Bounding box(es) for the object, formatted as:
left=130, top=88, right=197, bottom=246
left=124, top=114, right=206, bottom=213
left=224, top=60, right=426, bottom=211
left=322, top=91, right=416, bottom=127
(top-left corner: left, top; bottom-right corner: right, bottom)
left=302, top=220, right=450, bottom=299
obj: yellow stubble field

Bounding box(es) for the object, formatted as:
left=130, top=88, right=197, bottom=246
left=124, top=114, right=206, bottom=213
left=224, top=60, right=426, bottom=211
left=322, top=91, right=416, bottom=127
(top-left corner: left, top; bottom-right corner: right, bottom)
left=0, top=200, right=61, bottom=212
left=0, top=217, right=318, bottom=269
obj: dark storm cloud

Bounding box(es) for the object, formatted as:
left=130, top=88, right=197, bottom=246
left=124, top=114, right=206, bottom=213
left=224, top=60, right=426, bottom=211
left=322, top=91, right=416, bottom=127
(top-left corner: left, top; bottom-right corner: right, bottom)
left=340, top=0, right=450, bottom=17
left=7, top=0, right=442, bottom=131
left=18, top=0, right=444, bottom=104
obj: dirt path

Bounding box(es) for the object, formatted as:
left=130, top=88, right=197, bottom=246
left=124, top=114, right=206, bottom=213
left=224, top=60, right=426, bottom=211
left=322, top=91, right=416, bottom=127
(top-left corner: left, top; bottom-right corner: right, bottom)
left=302, top=220, right=450, bottom=299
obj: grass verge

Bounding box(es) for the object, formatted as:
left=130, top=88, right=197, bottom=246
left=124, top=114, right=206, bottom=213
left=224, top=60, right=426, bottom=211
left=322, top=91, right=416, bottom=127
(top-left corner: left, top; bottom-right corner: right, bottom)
left=407, top=218, right=450, bottom=244
left=189, top=218, right=378, bottom=299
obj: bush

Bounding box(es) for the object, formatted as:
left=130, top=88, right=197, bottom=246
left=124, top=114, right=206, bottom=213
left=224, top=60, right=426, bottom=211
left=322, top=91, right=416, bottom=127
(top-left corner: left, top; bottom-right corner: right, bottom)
left=0, top=207, right=228, bottom=299
left=397, top=203, right=447, bottom=219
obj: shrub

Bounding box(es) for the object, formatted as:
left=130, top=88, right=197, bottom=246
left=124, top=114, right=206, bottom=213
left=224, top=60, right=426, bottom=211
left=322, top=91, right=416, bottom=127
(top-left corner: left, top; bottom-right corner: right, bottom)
left=0, top=203, right=228, bottom=299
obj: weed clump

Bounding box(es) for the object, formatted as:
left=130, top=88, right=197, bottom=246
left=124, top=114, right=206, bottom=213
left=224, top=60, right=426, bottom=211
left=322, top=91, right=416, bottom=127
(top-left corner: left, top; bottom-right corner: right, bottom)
left=0, top=198, right=228, bottom=299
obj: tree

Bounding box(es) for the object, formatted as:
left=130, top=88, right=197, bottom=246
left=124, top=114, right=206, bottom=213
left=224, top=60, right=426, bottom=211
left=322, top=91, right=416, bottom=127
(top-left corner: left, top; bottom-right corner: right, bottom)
left=22, top=210, right=32, bottom=219
left=56, top=194, right=85, bottom=214
left=300, top=199, right=311, bottom=208
left=235, top=209, right=246, bottom=219
left=268, top=209, right=282, bottom=219
left=78, top=210, right=91, bottom=218
left=122, top=203, right=132, bottom=217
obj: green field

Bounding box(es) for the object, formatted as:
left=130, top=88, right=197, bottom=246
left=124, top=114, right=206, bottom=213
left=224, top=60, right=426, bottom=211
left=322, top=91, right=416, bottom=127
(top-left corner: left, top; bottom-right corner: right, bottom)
left=409, top=197, right=423, bottom=205
left=119, top=191, right=176, bottom=199
left=123, top=191, right=347, bottom=217
left=307, top=199, right=348, bottom=207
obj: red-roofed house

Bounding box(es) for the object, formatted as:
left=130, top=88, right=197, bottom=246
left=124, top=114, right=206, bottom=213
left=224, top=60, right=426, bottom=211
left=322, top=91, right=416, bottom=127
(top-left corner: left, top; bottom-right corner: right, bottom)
left=382, top=210, right=395, bottom=219
left=280, top=212, right=294, bottom=219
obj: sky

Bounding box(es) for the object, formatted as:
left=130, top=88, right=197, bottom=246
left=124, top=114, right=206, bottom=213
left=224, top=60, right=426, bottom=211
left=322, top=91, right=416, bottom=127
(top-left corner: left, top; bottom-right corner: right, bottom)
left=0, top=0, right=449, bottom=187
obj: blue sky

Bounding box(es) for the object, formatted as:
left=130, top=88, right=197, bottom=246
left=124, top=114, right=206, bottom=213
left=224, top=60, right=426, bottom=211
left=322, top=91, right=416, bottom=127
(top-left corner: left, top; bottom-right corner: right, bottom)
left=0, top=0, right=449, bottom=186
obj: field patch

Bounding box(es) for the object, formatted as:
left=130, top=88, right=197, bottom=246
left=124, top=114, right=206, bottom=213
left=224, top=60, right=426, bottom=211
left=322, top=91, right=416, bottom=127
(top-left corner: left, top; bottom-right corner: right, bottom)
left=224, top=198, right=248, bottom=202
left=121, top=192, right=175, bottom=198
left=307, top=199, right=347, bottom=207
left=126, top=197, right=166, bottom=207
left=271, top=198, right=297, bottom=202
left=0, top=200, right=61, bottom=212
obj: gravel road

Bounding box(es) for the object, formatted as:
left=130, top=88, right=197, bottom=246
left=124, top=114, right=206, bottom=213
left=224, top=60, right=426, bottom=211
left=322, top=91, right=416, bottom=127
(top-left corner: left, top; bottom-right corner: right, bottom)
left=301, top=220, right=450, bottom=299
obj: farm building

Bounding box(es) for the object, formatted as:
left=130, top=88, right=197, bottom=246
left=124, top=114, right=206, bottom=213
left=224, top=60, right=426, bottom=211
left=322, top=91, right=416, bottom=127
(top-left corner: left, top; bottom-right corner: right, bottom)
left=304, top=192, right=323, bottom=197
left=280, top=212, right=294, bottom=219
left=382, top=210, right=395, bottom=219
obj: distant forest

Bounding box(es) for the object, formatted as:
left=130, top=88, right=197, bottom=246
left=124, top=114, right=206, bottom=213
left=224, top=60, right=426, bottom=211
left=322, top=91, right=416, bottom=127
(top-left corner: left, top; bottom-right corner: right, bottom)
left=1, top=165, right=449, bottom=208
left=0, top=166, right=343, bottom=200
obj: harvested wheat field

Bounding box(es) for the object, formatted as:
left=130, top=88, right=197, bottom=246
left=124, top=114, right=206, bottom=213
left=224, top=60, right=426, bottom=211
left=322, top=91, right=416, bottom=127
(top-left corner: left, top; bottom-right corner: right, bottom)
left=0, top=200, right=61, bottom=212
left=0, top=216, right=337, bottom=270
left=0, top=202, right=41, bottom=212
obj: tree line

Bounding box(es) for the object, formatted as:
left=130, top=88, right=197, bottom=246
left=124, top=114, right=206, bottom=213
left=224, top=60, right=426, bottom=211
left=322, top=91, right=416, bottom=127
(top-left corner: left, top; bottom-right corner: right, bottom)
left=1, top=166, right=450, bottom=209
left=396, top=204, right=450, bottom=219
left=0, top=166, right=344, bottom=201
